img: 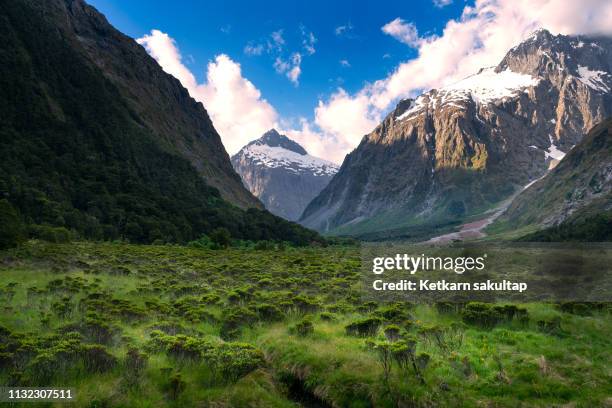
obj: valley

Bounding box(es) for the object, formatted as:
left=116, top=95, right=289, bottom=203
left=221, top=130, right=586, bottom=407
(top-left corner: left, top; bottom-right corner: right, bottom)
left=0, top=241, right=610, bottom=407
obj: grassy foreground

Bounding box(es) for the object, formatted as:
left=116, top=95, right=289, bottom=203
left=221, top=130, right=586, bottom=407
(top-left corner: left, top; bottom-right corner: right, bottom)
left=0, top=241, right=610, bottom=407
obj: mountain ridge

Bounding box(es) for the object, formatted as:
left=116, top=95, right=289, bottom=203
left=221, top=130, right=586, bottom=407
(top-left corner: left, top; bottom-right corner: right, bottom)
left=300, top=29, right=612, bottom=238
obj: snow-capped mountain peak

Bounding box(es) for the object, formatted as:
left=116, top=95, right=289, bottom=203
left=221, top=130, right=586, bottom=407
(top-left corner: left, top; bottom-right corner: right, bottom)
left=231, top=130, right=339, bottom=221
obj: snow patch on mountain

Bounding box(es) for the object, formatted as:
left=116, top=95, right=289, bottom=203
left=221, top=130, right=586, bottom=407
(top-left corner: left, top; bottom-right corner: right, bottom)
left=243, top=144, right=339, bottom=176
left=441, top=67, right=539, bottom=104
left=576, top=65, right=611, bottom=92
left=396, top=67, right=539, bottom=122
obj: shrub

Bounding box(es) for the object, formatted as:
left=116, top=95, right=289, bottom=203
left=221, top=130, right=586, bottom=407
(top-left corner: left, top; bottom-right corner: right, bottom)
left=461, top=302, right=503, bottom=328
left=435, top=302, right=463, bottom=315
left=367, top=340, right=393, bottom=383
left=345, top=317, right=381, bottom=337
left=537, top=316, right=562, bottom=335
left=209, top=343, right=265, bottom=382
left=319, top=312, right=336, bottom=321
left=290, top=319, right=314, bottom=336
left=210, top=228, right=231, bottom=249
left=292, top=295, right=321, bottom=314
left=167, top=373, right=186, bottom=400
left=383, top=325, right=402, bottom=342
left=0, top=200, right=25, bottom=249
left=390, top=337, right=426, bottom=384
left=255, top=303, right=284, bottom=321
left=125, top=347, right=148, bottom=379
left=29, top=225, right=72, bottom=243
left=375, top=303, right=413, bottom=322
left=418, top=323, right=464, bottom=353
left=254, top=240, right=275, bottom=250
left=82, top=345, right=117, bottom=373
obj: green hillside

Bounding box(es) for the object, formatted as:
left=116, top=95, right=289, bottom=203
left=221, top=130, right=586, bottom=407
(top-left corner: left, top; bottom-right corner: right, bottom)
left=0, top=0, right=319, bottom=245
left=490, top=118, right=612, bottom=242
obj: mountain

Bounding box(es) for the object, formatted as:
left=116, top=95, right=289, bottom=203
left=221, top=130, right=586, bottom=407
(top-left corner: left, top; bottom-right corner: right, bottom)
left=492, top=117, right=612, bottom=241
left=231, top=129, right=339, bottom=221
left=0, top=0, right=320, bottom=245
left=301, top=29, right=612, bottom=238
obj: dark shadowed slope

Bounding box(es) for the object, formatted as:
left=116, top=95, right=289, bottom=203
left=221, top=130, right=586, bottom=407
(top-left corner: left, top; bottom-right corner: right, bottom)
left=0, top=0, right=320, bottom=245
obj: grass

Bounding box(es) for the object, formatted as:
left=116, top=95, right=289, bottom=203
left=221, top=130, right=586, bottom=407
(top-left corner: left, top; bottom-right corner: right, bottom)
left=0, top=241, right=610, bottom=407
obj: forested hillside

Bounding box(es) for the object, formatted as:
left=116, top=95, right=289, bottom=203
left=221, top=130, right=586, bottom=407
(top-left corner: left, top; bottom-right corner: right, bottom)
left=0, top=0, right=319, bottom=245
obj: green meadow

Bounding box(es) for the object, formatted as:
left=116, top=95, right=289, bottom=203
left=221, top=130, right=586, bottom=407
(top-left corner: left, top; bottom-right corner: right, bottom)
left=0, top=241, right=610, bottom=407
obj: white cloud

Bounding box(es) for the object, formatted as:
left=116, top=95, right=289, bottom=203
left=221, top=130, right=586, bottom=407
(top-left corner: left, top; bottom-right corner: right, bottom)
left=433, top=0, right=453, bottom=8
left=244, top=43, right=264, bottom=56
left=137, top=30, right=277, bottom=155
left=314, top=0, right=612, bottom=160
left=339, top=59, right=351, bottom=67
left=136, top=29, right=339, bottom=162
left=314, top=88, right=379, bottom=153
left=300, top=25, right=317, bottom=55
left=381, top=18, right=421, bottom=47
left=137, top=0, right=612, bottom=165
left=268, top=30, right=285, bottom=52
left=334, top=22, right=354, bottom=37
left=274, top=53, right=302, bottom=86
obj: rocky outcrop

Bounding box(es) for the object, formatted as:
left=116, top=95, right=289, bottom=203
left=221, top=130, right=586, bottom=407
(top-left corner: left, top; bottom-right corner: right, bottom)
left=232, top=130, right=338, bottom=221
left=301, top=29, right=612, bottom=236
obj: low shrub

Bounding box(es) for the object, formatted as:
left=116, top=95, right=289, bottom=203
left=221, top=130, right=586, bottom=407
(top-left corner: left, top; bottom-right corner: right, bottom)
left=290, top=319, right=314, bottom=336
left=29, top=225, right=72, bottom=243
left=345, top=317, right=381, bottom=337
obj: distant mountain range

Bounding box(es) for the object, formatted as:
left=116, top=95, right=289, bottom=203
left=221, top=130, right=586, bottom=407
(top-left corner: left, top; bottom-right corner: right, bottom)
left=0, top=0, right=320, bottom=245
left=301, top=29, right=612, bottom=239
left=232, top=130, right=338, bottom=221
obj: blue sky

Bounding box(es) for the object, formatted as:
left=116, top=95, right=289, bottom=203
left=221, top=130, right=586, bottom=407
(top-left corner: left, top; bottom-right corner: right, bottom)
left=89, top=0, right=465, bottom=119
left=86, top=0, right=609, bottom=162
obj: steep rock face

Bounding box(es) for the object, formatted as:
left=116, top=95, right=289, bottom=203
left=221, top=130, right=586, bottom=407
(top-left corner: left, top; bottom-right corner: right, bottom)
left=496, top=118, right=612, bottom=229
left=301, top=29, right=612, bottom=235
left=232, top=130, right=338, bottom=221
left=58, top=0, right=261, bottom=209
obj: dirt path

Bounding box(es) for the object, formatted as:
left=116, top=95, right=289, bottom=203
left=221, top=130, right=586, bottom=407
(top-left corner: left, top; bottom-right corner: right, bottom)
left=424, top=178, right=542, bottom=244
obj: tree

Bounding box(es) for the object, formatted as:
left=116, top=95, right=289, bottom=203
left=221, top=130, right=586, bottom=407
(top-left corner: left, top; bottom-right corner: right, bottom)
left=210, top=227, right=231, bottom=249
left=0, top=200, right=25, bottom=249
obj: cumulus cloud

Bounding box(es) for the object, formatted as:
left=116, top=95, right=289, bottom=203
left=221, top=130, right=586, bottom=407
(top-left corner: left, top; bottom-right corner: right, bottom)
left=137, top=0, right=612, bottom=164
left=137, top=30, right=277, bottom=155
left=381, top=18, right=421, bottom=47
left=314, top=0, right=612, bottom=158
left=137, top=29, right=337, bottom=161
left=339, top=59, right=351, bottom=67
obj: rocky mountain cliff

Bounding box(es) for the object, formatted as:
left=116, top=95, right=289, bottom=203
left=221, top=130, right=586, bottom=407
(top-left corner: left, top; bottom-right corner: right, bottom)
left=0, top=0, right=322, bottom=245
left=232, top=130, right=338, bottom=221
left=494, top=117, right=611, bottom=234
left=301, top=29, right=612, bottom=237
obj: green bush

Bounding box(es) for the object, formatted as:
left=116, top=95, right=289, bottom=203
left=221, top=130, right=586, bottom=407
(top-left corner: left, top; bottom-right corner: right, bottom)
left=345, top=317, right=381, bottom=337
left=210, top=228, right=231, bottom=249
left=29, top=225, right=72, bottom=243
left=290, top=319, right=314, bottom=336
left=461, top=302, right=504, bottom=328
left=0, top=200, right=25, bottom=249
